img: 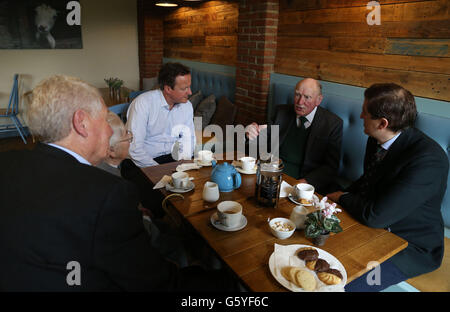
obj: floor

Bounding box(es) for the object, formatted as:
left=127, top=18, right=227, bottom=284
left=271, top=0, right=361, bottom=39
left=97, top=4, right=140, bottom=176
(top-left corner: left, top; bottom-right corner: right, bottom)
left=0, top=135, right=36, bottom=153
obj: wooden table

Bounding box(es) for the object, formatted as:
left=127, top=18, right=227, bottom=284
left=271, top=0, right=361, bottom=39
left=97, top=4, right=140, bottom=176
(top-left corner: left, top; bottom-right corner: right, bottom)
left=142, top=158, right=408, bottom=291
left=99, top=87, right=132, bottom=107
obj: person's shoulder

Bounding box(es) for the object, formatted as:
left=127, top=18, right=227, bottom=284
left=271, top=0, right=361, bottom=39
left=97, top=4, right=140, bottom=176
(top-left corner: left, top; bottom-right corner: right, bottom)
left=410, top=128, right=447, bottom=157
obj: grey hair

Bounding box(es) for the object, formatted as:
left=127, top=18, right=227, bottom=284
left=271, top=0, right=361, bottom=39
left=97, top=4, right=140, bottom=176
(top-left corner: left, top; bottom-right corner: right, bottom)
left=26, top=75, right=103, bottom=142
left=106, top=111, right=126, bottom=147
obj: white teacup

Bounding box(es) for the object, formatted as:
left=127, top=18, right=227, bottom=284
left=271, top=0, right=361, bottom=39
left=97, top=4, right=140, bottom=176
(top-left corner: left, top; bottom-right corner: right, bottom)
left=203, top=181, right=220, bottom=202
left=295, top=183, right=315, bottom=200
left=217, top=201, right=243, bottom=228
left=172, top=171, right=189, bottom=189
left=198, top=150, right=213, bottom=164
left=240, top=156, right=256, bottom=171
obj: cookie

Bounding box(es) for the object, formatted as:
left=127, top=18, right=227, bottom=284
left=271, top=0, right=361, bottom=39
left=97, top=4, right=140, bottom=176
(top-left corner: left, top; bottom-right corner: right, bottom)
left=305, top=258, right=330, bottom=272
left=317, top=269, right=343, bottom=285
left=281, top=266, right=316, bottom=291
left=295, top=269, right=316, bottom=291
left=297, top=247, right=319, bottom=261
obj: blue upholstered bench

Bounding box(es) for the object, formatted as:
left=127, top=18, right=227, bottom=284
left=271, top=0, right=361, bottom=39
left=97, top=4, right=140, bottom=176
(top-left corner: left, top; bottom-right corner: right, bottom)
left=269, top=77, right=450, bottom=235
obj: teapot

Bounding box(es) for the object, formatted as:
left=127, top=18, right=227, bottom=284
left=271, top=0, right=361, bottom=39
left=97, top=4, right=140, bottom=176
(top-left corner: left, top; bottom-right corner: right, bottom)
left=210, top=161, right=241, bottom=192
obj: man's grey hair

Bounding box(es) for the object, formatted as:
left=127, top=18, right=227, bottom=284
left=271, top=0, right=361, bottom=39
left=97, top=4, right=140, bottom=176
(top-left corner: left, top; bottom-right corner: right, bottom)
left=106, top=111, right=126, bottom=148
left=26, top=75, right=103, bottom=142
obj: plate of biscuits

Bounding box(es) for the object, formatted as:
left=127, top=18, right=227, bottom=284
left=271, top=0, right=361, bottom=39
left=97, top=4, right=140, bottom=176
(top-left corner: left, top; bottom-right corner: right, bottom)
left=269, top=244, right=347, bottom=292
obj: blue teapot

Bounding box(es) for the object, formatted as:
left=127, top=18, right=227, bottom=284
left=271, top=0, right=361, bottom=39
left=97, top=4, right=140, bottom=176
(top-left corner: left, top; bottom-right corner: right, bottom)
left=210, top=161, right=241, bottom=192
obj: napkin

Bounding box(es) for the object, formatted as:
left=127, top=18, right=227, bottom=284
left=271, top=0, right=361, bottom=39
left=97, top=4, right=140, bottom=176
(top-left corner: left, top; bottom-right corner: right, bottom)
left=279, top=181, right=293, bottom=198
left=176, top=162, right=201, bottom=172
left=153, top=175, right=172, bottom=189
left=273, top=244, right=303, bottom=291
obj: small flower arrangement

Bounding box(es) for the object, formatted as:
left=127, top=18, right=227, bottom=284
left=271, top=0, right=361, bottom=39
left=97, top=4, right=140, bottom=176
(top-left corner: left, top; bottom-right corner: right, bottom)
left=304, top=197, right=343, bottom=238
left=104, top=77, right=124, bottom=90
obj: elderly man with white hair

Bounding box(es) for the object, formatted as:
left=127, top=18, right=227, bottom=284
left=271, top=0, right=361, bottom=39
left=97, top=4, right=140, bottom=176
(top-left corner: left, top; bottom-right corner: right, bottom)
left=0, top=75, right=237, bottom=291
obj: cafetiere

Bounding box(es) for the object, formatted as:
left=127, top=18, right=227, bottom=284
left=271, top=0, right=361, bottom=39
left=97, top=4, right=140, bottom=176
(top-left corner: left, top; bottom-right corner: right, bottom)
left=255, top=156, right=284, bottom=208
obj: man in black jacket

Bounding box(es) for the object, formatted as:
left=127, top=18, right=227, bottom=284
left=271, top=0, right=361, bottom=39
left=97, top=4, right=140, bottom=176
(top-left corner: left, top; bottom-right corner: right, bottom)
left=327, top=83, right=449, bottom=291
left=0, top=75, right=236, bottom=291
left=246, top=78, right=343, bottom=194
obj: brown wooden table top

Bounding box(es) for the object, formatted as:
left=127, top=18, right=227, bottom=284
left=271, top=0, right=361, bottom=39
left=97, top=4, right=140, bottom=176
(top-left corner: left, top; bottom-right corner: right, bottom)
left=141, top=157, right=408, bottom=292
left=99, top=87, right=132, bottom=107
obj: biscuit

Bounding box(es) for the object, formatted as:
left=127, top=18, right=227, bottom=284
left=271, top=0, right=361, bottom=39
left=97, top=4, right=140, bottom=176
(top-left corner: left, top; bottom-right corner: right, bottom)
left=296, top=247, right=319, bottom=261
left=300, top=198, right=312, bottom=205
left=317, top=269, right=343, bottom=285
left=295, top=269, right=316, bottom=291
left=305, top=258, right=330, bottom=272
left=281, top=266, right=316, bottom=291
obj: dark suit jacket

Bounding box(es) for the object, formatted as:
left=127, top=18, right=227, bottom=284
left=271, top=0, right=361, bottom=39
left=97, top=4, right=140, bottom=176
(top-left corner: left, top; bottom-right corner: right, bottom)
left=249, top=105, right=343, bottom=193
left=0, top=144, right=236, bottom=291
left=340, top=128, right=449, bottom=278
left=0, top=143, right=179, bottom=291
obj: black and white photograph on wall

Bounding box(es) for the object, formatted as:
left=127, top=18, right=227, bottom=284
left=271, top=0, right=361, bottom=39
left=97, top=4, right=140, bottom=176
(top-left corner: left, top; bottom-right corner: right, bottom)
left=0, top=0, right=82, bottom=49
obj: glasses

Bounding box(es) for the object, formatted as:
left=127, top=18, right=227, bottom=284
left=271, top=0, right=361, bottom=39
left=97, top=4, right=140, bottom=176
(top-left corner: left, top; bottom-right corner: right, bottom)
left=117, top=130, right=133, bottom=144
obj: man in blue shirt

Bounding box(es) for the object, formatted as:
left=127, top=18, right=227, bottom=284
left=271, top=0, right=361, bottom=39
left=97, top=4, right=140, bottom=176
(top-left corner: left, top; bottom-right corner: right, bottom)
left=127, top=62, right=196, bottom=167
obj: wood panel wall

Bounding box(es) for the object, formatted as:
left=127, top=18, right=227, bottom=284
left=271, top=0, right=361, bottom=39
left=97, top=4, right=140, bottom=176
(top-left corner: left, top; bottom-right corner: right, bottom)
left=275, top=0, right=450, bottom=101
left=163, top=1, right=238, bottom=66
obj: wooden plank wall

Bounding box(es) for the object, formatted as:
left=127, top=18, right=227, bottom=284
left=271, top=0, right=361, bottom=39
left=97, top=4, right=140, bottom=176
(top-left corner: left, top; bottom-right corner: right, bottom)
left=163, top=1, right=238, bottom=67
left=276, top=0, right=450, bottom=101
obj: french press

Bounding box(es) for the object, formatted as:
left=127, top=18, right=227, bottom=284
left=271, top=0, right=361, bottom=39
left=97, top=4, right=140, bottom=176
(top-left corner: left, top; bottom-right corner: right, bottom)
left=255, top=156, right=284, bottom=208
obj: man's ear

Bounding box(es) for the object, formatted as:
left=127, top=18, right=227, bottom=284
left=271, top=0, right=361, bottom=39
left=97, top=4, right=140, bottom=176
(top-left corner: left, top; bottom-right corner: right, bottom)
left=379, top=117, right=389, bottom=130
left=163, top=84, right=173, bottom=94
left=73, top=110, right=89, bottom=138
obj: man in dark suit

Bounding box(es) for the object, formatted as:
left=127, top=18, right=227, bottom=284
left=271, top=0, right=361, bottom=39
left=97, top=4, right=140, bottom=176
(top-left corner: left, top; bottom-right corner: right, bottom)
left=246, top=78, right=343, bottom=194
left=0, top=75, right=236, bottom=291
left=327, top=83, right=449, bottom=291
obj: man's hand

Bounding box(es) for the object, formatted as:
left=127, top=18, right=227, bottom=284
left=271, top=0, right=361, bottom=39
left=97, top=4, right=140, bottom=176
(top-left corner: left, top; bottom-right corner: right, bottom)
left=297, top=178, right=307, bottom=184
left=326, top=191, right=345, bottom=204
left=245, top=123, right=268, bottom=140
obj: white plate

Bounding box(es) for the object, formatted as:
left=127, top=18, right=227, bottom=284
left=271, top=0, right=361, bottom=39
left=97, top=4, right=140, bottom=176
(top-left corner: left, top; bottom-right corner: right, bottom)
left=236, top=167, right=257, bottom=175
left=288, top=194, right=319, bottom=206
left=269, top=244, right=347, bottom=292
left=210, top=212, right=247, bottom=232
left=165, top=181, right=195, bottom=193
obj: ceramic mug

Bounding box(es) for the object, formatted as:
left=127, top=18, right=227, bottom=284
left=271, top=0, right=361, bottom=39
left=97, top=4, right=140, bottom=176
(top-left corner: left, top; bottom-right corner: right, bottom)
left=217, top=201, right=242, bottom=228
left=203, top=181, right=220, bottom=202
left=172, top=171, right=189, bottom=189
left=295, top=183, right=315, bottom=200
left=240, top=156, right=256, bottom=171
left=290, top=205, right=309, bottom=229
left=197, top=150, right=213, bottom=164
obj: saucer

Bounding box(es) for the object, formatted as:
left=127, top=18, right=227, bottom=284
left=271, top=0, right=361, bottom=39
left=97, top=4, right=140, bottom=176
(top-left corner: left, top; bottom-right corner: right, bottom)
left=236, top=167, right=257, bottom=175
left=165, top=181, right=195, bottom=193
left=210, top=212, right=247, bottom=232
left=287, top=194, right=319, bottom=206
left=195, top=159, right=213, bottom=167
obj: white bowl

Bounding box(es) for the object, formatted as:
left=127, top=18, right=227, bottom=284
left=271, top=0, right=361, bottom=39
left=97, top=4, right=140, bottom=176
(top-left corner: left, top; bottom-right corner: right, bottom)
left=269, top=217, right=296, bottom=239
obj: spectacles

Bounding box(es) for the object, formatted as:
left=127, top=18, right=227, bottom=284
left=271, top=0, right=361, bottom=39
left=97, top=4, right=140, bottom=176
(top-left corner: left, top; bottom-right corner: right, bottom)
left=117, top=130, right=133, bottom=144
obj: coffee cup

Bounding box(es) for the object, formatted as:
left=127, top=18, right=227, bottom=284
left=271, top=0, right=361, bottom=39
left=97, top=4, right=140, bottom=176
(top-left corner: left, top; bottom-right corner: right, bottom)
left=217, top=201, right=242, bottom=228
left=294, top=183, right=315, bottom=201
left=203, top=181, right=220, bottom=202
left=171, top=171, right=189, bottom=189
left=240, top=156, right=256, bottom=171
left=198, top=150, right=213, bottom=164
